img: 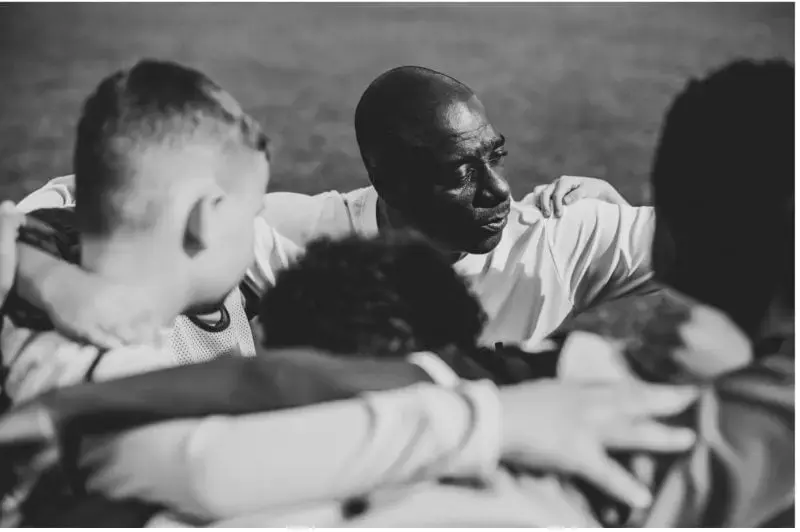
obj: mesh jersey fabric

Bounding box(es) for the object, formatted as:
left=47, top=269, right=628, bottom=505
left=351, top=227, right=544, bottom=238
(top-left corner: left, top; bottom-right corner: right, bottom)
left=170, top=289, right=256, bottom=364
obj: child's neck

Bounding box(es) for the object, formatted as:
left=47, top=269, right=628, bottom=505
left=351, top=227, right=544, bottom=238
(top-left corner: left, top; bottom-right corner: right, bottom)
left=80, top=236, right=189, bottom=329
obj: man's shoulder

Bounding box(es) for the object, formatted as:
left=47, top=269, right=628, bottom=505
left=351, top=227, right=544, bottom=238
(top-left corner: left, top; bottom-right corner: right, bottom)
left=547, top=199, right=651, bottom=224
left=505, top=199, right=609, bottom=232
left=537, top=199, right=654, bottom=253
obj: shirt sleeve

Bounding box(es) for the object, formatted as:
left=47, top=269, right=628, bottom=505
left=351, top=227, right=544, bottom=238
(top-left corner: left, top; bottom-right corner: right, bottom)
left=243, top=215, right=304, bottom=297
left=545, top=200, right=655, bottom=311
left=259, top=191, right=329, bottom=247
left=17, top=175, right=77, bottom=213
left=80, top=380, right=502, bottom=522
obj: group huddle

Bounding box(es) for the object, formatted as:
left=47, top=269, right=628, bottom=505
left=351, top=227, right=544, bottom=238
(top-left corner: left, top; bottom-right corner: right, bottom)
left=0, top=57, right=793, bottom=527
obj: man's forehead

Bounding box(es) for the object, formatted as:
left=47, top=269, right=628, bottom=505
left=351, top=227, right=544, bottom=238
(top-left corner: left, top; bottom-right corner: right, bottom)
left=433, top=98, right=499, bottom=156
left=439, top=99, right=487, bottom=135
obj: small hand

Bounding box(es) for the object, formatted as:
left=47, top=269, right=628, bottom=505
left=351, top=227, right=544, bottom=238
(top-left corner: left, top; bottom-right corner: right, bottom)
left=498, top=379, right=698, bottom=509
left=522, top=175, right=628, bottom=218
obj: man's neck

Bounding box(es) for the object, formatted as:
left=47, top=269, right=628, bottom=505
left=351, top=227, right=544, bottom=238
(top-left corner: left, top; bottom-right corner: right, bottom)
left=80, top=236, right=189, bottom=328
left=375, top=197, right=466, bottom=264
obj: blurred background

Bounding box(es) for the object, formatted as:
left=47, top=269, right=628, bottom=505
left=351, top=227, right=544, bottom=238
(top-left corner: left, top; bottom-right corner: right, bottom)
left=0, top=2, right=793, bottom=203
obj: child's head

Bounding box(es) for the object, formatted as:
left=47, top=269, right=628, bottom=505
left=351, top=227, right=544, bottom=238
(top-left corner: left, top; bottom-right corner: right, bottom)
left=258, top=233, right=487, bottom=357
left=650, top=59, right=793, bottom=340
left=74, top=59, right=270, bottom=309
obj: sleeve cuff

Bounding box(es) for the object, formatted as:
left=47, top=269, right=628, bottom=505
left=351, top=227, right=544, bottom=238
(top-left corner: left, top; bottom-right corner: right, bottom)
left=455, top=379, right=502, bottom=479
left=407, top=351, right=460, bottom=388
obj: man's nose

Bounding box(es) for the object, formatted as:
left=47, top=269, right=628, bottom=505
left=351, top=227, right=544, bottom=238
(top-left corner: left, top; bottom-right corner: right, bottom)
left=481, top=167, right=511, bottom=203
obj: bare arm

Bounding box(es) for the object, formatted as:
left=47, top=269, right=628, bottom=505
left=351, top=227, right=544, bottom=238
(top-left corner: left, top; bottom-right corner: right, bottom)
left=14, top=244, right=82, bottom=316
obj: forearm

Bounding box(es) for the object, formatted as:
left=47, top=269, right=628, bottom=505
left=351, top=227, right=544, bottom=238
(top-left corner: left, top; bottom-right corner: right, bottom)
left=12, top=242, right=91, bottom=316
left=81, top=380, right=501, bottom=522
left=40, top=349, right=431, bottom=440
left=14, top=243, right=73, bottom=311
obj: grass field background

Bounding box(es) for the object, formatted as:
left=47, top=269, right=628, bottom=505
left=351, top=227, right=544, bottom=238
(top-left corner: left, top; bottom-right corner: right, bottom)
left=0, top=2, right=793, bottom=204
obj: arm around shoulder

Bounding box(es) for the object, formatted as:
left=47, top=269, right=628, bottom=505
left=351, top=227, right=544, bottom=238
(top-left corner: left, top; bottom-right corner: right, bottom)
left=82, top=380, right=502, bottom=521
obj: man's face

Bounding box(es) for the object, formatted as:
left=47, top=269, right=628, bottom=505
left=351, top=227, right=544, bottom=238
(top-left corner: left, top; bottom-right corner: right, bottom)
left=391, top=96, right=512, bottom=255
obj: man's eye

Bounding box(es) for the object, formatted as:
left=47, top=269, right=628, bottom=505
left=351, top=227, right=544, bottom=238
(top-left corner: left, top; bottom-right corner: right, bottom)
left=456, top=165, right=477, bottom=182
left=489, top=149, right=509, bottom=165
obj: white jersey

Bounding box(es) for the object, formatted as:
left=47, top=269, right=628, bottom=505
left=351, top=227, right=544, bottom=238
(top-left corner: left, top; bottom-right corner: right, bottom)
left=170, top=287, right=255, bottom=364
left=261, top=186, right=656, bottom=350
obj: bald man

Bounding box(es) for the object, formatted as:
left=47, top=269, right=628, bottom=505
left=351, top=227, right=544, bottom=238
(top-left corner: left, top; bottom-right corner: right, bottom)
left=261, top=66, right=655, bottom=350
left=13, top=66, right=650, bottom=351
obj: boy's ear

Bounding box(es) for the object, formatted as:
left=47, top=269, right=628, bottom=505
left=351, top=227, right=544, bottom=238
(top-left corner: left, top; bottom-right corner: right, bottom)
left=183, top=194, right=218, bottom=257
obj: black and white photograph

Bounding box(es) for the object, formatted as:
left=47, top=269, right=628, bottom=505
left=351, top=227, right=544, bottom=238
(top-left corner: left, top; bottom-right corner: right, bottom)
left=0, top=1, right=794, bottom=528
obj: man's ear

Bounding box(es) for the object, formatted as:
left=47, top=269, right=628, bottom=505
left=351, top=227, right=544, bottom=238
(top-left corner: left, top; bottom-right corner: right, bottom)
left=183, top=194, right=217, bottom=257
left=372, top=162, right=413, bottom=211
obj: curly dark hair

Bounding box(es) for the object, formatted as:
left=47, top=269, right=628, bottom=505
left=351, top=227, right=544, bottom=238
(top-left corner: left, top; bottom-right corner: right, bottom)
left=258, top=233, right=487, bottom=357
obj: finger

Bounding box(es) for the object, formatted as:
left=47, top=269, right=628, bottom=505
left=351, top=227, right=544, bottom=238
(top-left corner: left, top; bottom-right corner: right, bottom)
left=578, top=450, right=652, bottom=509
left=620, top=384, right=700, bottom=418
left=606, top=421, right=696, bottom=453
left=562, top=185, right=585, bottom=206
left=601, top=506, right=624, bottom=527
left=551, top=177, right=574, bottom=218
left=529, top=185, right=545, bottom=211
left=539, top=184, right=555, bottom=217
left=631, top=452, right=656, bottom=486
left=0, top=201, right=22, bottom=301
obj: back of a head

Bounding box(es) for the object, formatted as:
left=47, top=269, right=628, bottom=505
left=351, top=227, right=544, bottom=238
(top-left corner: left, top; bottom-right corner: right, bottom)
left=258, top=233, right=487, bottom=357
left=74, top=58, right=267, bottom=238
left=651, top=59, right=793, bottom=337
left=354, top=65, right=474, bottom=182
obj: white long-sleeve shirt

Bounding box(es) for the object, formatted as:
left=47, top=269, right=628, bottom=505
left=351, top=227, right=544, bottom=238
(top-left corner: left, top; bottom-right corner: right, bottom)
left=261, top=186, right=655, bottom=349
left=79, top=380, right=501, bottom=522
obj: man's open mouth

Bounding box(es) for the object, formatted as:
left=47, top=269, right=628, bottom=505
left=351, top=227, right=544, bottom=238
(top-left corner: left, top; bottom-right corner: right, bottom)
left=479, top=212, right=509, bottom=233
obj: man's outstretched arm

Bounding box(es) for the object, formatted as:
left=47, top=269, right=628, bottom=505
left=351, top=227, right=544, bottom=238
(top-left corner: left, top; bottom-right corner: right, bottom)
left=81, top=380, right=502, bottom=521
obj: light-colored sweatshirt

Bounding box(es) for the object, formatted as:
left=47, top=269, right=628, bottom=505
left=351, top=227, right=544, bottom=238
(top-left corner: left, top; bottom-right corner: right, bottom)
left=80, top=380, right=502, bottom=523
